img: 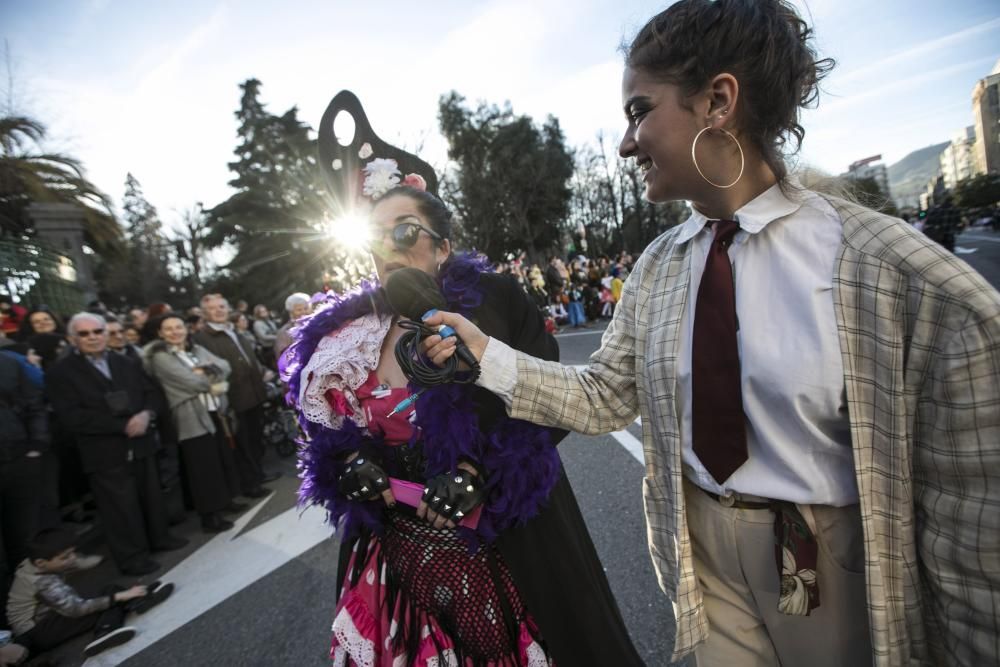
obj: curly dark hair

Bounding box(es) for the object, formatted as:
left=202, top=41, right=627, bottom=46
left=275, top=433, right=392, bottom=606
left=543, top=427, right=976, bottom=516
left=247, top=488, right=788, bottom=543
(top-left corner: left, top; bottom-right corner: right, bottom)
left=625, top=0, right=834, bottom=181
left=374, top=186, right=454, bottom=241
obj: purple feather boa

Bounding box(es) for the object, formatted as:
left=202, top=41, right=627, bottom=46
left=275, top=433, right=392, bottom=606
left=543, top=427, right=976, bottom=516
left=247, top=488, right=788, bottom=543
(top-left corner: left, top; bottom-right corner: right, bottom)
left=280, top=253, right=561, bottom=543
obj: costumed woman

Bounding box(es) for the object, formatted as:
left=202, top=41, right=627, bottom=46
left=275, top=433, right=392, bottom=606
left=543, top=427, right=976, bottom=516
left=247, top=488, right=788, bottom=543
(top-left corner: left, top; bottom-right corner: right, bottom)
left=281, top=93, right=643, bottom=667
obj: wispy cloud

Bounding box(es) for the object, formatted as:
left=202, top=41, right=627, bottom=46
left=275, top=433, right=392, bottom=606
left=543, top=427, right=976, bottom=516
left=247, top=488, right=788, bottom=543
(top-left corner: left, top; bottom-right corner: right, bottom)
left=835, top=17, right=1000, bottom=85
left=135, top=4, right=229, bottom=94
left=817, top=55, right=999, bottom=115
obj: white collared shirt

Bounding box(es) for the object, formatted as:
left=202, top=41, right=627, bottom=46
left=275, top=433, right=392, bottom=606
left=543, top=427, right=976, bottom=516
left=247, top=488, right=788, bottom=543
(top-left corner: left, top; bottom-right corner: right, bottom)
left=480, top=180, right=858, bottom=506
left=674, top=180, right=857, bottom=505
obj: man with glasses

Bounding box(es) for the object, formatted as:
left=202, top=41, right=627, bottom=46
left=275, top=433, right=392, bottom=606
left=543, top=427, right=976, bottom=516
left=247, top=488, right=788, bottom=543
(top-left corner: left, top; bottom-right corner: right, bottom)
left=46, top=313, right=185, bottom=575
left=104, top=317, right=142, bottom=362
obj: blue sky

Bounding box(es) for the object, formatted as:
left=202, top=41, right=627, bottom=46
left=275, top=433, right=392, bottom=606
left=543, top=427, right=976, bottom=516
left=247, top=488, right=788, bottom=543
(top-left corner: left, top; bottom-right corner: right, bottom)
left=3, top=0, right=998, bottom=232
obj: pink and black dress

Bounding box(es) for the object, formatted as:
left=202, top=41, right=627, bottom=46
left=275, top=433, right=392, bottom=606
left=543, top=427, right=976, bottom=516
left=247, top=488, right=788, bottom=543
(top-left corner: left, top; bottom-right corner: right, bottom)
left=328, top=371, right=549, bottom=666
left=282, top=256, right=644, bottom=667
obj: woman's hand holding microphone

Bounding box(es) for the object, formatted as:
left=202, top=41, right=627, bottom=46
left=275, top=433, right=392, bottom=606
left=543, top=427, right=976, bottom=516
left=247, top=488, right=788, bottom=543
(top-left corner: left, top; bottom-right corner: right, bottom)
left=419, top=310, right=489, bottom=370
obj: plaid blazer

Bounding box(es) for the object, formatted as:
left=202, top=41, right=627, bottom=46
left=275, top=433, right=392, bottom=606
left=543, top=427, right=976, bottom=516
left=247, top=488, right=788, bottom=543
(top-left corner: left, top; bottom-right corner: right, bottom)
left=506, top=196, right=1000, bottom=666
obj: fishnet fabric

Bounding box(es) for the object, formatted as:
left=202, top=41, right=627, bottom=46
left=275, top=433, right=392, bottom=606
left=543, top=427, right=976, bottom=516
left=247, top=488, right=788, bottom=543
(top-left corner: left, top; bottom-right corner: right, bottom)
left=379, top=512, right=528, bottom=662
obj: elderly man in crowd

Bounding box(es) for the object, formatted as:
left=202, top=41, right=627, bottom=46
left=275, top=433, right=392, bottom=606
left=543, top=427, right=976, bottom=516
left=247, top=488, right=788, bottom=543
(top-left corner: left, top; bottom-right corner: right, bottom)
left=193, top=294, right=278, bottom=499
left=46, top=313, right=185, bottom=576
left=104, top=317, right=142, bottom=362
left=273, top=292, right=312, bottom=359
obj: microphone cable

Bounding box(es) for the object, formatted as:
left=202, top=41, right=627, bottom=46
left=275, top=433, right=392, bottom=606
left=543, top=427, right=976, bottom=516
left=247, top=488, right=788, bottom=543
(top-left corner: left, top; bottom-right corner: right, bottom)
left=394, top=319, right=481, bottom=386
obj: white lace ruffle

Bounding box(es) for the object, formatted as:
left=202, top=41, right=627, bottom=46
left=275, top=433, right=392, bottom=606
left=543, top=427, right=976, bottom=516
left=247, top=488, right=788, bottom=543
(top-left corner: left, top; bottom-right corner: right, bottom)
left=425, top=649, right=459, bottom=667
left=525, top=639, right=552, bottom=666
left=331, top=607, right=376, bottom=667
left=298, top=313, right=391, bottom=429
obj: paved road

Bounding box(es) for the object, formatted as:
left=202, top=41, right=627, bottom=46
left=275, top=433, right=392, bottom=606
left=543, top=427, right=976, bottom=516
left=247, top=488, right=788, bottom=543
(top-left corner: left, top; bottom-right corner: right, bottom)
left=54, top=231, right=997, bottom=667
left=955, top=227, right=1000, bottom=289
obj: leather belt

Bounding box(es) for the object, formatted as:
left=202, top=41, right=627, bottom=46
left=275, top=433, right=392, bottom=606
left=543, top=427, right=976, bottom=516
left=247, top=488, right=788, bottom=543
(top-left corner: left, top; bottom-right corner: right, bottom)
left=701, top=487, right=773, bottom=510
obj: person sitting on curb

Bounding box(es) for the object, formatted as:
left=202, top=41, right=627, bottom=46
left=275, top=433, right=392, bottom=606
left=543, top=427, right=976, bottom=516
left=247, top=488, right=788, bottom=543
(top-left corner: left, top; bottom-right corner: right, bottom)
left=6, top=528, right=174, bottom=658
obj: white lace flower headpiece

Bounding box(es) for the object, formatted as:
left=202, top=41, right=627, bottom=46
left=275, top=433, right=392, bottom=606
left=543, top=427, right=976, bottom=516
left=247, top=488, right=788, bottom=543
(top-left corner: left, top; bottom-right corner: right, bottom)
left=359, top=144, right=429, bottom=200
left=362, top=158, right=401, bottom=198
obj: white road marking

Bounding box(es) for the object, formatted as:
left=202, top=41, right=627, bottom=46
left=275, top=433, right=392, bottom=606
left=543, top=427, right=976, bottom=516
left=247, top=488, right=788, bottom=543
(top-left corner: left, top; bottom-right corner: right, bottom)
left=960, top=232, right=1000, bottom=244
left=555, top=329, right=606, bottom=338
left=610, top=426, right=644, bottom=465
left=84, top=498, right=333, bottom=666
left=954, top=247, right=978, bottom=254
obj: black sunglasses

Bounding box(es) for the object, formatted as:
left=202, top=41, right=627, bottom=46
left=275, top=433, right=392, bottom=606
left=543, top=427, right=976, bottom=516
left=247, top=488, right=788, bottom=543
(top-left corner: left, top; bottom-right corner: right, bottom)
left=375, top=221, right=443, bottom=250
left=75, top=328, right=105, bottom=338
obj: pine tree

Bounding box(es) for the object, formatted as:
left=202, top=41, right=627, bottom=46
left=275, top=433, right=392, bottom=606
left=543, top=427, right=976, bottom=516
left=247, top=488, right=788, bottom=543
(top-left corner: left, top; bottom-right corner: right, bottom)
left=204, top=79, right=361, bottom=307
left=97, top=173, right=177, bottom=307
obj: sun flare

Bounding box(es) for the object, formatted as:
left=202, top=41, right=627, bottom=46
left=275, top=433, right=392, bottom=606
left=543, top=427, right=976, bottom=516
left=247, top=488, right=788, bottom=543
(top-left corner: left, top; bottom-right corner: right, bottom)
left=327, top=213, right=371, bottom=252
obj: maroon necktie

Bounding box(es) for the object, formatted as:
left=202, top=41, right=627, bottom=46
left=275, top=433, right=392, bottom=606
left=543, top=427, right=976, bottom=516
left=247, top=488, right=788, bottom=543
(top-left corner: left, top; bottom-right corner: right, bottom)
left=692, top=220, right=747, bottom=484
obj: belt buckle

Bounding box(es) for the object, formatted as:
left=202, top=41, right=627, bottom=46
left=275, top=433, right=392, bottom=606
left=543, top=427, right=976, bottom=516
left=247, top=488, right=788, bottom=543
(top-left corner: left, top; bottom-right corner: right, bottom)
left=719, top=492, right=736, bottom=508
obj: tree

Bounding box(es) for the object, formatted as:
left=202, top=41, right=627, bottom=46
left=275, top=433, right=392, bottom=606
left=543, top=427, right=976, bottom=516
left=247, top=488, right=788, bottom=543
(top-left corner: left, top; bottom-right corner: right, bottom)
left=953, top=173, right=1000, bottom=210
left=97, top=173, right=178, bottom=306
left=569, top=132, right=687, bottom=256
left=173, top=204, right=212, bottom=293
left=438, top=92, right=575, bottom=263
left=0, top=115, right=121, bottom=254
left=204, top=79, right=364, bottom=307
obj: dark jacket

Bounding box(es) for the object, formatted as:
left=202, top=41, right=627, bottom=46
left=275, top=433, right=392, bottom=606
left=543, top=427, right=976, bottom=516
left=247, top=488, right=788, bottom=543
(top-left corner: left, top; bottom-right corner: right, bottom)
left=46, top=351, right=161, bottom=473
left=0, top=353, right=49, bottom=462
left=193, top=325, right=267, bottom=412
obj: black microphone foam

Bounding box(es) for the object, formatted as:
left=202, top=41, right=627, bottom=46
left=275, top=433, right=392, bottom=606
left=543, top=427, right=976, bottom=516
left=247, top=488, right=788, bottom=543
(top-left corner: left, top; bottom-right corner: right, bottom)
left=384, top=267, right=447, bottom=320
left=383, top=266, right=480, bottom=373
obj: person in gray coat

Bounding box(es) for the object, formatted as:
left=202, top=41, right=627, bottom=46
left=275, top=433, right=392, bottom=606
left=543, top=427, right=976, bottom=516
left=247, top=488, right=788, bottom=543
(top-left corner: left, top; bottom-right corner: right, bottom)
left=144, top=314, right=242, bottom=533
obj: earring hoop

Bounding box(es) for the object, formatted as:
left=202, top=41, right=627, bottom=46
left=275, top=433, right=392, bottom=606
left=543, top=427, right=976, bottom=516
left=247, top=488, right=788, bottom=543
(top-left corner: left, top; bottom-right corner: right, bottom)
left=691, top=126, right=745, bottom=189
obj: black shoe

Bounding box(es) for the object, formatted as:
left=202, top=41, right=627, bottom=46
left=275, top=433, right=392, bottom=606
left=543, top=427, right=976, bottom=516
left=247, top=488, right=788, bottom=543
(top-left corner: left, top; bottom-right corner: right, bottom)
left=200, top=513, right=234, bottom=534
left=121, top=558, right=161, bottom=576
left=151, top=535, right=189, bottom=552
left=260, top=470, right=281, bottom=483
left=129, top=581, right=175, bottom=615
left=243, top=486, right=271, bottom=499
left=224, top=500, right=249, bottom=513
left=85, top=625, right=137, bottom=656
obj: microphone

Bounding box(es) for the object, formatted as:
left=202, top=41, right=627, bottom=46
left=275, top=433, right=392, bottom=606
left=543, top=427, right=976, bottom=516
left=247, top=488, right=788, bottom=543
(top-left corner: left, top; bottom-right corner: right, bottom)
left=383, top=267, right=480, bottom=371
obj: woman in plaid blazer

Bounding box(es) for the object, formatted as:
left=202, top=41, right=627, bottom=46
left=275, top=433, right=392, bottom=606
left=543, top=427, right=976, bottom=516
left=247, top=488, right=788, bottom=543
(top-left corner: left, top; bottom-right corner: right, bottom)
left=423, top=1, right=1000, bottom=665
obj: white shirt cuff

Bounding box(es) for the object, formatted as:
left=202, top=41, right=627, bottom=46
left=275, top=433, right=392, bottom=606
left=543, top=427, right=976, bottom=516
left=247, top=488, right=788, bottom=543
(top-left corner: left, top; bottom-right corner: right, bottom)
left=476, top=337, right=517, bottom=408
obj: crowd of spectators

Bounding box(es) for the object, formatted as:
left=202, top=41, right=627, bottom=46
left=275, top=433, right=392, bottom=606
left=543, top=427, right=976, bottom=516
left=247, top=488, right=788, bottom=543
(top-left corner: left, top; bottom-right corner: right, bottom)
left=495, top=251, right=635, bottom=333
left=0, top=292, right=311, bottom=663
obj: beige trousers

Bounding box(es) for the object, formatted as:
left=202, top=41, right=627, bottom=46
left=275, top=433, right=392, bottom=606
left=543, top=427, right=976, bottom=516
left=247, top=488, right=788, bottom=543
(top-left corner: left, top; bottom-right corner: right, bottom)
left=685, top=479, right=872, bottom=667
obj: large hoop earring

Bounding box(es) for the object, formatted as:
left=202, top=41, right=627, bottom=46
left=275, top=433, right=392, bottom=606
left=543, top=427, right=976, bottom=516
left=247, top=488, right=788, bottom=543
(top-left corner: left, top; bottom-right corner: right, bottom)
left=691, top=126, right=745, bottom=189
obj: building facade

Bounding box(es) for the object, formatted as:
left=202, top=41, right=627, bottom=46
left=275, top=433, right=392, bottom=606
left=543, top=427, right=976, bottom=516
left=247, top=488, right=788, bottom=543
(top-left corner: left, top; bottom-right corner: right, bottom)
left=971, top=60, right=1000, bottom=176
left=940, top=126, right=977, bottom=189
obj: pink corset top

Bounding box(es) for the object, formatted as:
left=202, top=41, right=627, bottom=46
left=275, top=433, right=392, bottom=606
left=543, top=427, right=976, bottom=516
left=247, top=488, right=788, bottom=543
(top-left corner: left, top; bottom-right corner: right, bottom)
left=338, top=371, right=416, bottom=445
